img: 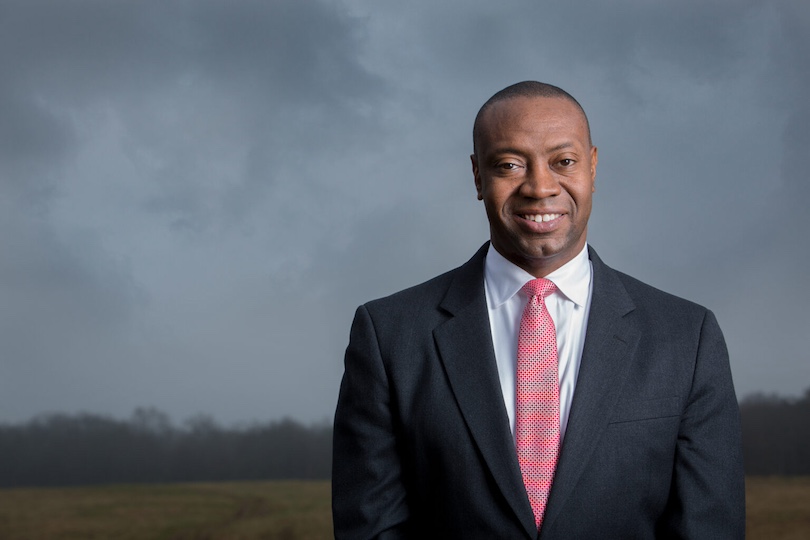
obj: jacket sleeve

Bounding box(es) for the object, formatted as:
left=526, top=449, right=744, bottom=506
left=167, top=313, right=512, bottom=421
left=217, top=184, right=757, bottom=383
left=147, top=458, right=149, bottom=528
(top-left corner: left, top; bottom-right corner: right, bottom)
left=332, top=305, right=410, bottom=539
left=658, top=310, right=746, bottom=539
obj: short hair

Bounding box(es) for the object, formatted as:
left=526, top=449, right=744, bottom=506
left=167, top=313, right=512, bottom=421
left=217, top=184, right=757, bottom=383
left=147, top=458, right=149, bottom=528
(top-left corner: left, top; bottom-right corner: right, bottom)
left=472, top=81, right=592, bottom=156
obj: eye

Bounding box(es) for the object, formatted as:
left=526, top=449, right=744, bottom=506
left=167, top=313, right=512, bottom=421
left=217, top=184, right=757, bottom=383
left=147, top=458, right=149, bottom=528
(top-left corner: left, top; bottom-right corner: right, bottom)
left=497, top=162, right=521, bottom=171
left=558, top=158, right=574, bottom=167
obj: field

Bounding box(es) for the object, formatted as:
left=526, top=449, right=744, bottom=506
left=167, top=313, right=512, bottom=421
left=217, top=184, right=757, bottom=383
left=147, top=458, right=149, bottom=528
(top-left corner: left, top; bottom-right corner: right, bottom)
left=746, top=476, right=810, bottom=540
left=0, top=481, right=332, bottom=540
left=0, top=477, right=807, bottom=539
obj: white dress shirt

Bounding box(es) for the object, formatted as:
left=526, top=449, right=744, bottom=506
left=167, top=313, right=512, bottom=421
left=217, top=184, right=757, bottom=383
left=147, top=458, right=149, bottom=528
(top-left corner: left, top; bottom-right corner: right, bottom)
left=483, top=243, right=593, bottom=442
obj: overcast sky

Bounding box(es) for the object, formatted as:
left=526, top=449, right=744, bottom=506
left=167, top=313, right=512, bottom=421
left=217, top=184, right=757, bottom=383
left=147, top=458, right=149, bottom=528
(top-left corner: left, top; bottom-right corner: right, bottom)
left=1, top=0, right=808, bottom=425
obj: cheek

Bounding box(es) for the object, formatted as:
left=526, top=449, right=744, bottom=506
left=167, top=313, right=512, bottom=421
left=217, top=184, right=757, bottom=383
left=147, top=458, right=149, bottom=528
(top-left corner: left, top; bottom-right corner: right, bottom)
left=482, top=199, right=501, bottom=222
left=482, top=189, right=508, bottom=212
left=571, top=183, right=594, bottom=207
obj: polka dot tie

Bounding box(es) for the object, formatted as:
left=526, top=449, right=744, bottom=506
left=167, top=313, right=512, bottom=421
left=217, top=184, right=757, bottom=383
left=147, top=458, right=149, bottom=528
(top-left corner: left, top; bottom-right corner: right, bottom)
left=516, top=278, right=559, bottom=531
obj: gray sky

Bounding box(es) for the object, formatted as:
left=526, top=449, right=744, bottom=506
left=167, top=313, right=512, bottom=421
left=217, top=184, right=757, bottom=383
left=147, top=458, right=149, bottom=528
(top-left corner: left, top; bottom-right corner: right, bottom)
left=1, top=0, right=808, bottom=425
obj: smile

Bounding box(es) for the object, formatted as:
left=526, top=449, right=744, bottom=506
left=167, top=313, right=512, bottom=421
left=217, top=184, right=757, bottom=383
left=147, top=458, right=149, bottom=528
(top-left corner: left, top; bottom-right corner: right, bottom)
left=522, top=213, right=562, bottom=223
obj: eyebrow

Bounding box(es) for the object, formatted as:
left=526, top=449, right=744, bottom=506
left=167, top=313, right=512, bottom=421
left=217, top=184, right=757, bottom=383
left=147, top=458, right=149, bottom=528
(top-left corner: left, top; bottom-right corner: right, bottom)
left=488, top=146, right=527, bottom=157
left=489, top=141, right=577, bottom=158
left=546, top=141, right=576, bottom=153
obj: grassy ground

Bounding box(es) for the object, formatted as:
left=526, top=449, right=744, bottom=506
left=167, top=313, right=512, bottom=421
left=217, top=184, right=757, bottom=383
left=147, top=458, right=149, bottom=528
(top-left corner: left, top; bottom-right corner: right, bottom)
left=0, top=477, right=807, bottom=539
left=746, top=476, right=810, bottom=540
left=0, top=480, right=332, bottom=540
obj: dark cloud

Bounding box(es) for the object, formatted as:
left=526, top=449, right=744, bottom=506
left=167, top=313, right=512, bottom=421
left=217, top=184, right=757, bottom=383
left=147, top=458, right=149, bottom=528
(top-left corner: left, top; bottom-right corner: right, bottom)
left=1, top=0, right=387, bottom=229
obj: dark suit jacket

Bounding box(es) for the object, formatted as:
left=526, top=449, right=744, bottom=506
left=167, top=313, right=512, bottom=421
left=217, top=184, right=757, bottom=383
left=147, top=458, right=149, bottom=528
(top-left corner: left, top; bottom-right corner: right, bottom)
left=332, top=244, right=745, bottom=539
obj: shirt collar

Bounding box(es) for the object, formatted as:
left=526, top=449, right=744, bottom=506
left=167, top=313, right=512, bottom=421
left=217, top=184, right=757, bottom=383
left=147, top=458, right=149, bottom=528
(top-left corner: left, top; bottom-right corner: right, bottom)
left=484, top=243, right=592, bottom=308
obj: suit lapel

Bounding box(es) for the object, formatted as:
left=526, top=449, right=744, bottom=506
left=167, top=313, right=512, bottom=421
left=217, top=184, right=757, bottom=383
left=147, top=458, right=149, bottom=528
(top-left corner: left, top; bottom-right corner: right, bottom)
left=434, top=243, right=538, bottom=539
left=539, top=247, right=641, bottom=535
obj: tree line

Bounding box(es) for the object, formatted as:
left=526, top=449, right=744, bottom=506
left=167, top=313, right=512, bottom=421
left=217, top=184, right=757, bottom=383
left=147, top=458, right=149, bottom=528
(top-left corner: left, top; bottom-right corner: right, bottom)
left=0, top=408, right=331, bottom=488
left=0, top=389, right=807, bottom=488
left=740, top=387, right=810, bottom=475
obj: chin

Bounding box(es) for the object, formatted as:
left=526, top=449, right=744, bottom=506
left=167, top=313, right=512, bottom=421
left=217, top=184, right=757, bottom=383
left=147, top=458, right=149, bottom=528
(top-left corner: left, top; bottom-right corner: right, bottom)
left=522, top=243, right=564, bottom=259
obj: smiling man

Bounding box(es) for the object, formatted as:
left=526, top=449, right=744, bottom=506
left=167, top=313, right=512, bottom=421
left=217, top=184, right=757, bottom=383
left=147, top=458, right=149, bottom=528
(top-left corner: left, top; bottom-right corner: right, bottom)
left=333, top=81, right=745, bottom=539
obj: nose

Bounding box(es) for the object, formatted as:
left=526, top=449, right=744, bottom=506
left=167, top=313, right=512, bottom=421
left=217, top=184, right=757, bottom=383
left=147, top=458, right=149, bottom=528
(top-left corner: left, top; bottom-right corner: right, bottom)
left=520, top=164, right=561, bottom=199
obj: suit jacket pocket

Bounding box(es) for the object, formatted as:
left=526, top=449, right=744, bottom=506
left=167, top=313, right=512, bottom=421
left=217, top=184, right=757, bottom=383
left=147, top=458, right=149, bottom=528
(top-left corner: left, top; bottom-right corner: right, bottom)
left=609, top=396, right=681, bottom=424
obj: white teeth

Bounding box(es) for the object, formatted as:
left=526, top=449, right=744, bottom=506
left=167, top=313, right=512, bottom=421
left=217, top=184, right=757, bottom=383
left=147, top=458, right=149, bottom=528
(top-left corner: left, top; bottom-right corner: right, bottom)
left=525, top=214, right=562, bottom=222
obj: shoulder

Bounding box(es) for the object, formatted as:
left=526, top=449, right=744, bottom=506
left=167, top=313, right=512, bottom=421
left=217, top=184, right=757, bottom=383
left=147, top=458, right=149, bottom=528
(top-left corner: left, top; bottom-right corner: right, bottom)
left=361, top=263, right=462, bottom=330
left=617, top=269, right=706, bottom=313
left=366, top=267, right=454, bottom=311
left=590, top=247, right=717, bottom=331
left=360, top=242, right=488, bottom=328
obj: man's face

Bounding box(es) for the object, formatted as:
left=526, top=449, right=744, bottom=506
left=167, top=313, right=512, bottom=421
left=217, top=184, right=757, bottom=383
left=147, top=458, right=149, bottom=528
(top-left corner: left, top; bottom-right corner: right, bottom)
left=471, top=96, right=598, bottom=277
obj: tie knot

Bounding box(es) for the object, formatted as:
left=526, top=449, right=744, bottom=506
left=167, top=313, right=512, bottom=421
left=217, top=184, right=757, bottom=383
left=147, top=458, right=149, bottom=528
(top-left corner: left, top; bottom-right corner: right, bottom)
left=522, top=278, right=556, bottom=300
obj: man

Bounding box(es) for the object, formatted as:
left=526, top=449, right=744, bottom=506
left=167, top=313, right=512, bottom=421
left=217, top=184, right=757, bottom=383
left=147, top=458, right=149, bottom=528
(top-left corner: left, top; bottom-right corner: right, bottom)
left=332, top=81, right=745, bottom=539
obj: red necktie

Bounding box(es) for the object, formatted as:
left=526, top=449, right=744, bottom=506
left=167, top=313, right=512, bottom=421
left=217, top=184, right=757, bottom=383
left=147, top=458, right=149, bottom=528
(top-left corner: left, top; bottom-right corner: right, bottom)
left=516, top=278, right=560, bottom=530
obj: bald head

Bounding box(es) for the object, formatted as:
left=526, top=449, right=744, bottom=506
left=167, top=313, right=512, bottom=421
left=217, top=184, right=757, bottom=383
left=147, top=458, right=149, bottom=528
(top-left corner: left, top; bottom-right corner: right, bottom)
left=472, top=81, right=592, bottom=157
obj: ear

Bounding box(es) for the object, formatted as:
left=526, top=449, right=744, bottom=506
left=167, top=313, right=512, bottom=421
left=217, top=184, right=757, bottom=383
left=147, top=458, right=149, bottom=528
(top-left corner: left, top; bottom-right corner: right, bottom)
left=471, top=154, right=483, bottom=200
left=589, top=146, right=598, bottom=192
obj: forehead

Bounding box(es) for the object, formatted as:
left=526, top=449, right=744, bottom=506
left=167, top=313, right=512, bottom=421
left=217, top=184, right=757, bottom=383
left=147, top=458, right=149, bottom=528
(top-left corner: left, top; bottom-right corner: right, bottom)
left=477, top=96, right=589, bottom=151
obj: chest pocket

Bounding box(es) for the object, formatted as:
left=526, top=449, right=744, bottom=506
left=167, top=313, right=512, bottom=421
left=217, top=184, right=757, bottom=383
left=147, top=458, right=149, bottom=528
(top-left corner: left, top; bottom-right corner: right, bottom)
left=609, top=396, right=681, bottom=424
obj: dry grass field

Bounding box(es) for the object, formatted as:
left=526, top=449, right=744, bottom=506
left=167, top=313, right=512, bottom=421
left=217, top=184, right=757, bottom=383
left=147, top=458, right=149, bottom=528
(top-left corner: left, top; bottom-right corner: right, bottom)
left=0, top=477, right=807, bottom=539
left=0, top=481, right=332, bottom=540
left=746, top=476, right=810, bottom=540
